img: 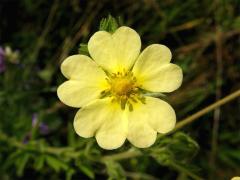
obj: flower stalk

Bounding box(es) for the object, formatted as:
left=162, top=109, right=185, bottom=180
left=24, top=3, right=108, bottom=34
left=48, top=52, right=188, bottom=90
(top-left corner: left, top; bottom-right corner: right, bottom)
left=174, top=89, right=240, bottom=131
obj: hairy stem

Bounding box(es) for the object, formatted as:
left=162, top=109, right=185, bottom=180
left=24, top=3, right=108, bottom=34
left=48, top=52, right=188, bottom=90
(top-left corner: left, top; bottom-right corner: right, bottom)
left=101, top=148, right=142, bottom=162
left=174, top=89, right=240, bottom=131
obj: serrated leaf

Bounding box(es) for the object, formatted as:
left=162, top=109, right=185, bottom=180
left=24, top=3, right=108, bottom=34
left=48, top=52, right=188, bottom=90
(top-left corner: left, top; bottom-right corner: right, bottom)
left=99, top=15, right=119, bottom=33
left=148, top=132, right=201, bottom=178
left=149, top=132, right=199, bottom=165
left=169, top=132, right=199, bottom=162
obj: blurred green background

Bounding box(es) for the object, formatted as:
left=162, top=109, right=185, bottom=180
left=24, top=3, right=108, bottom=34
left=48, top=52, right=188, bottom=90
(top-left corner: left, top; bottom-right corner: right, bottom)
left=0, top=0, right=240, bottom=179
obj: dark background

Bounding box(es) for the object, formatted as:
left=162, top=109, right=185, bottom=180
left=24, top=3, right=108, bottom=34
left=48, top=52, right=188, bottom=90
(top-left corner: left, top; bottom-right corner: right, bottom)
left=0, top=0, right=240, bottom=179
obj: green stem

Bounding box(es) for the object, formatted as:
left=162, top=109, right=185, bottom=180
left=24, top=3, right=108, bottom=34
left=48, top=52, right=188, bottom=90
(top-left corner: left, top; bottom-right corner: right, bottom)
left=101, top=148, right=142, bottom=162
left=174, top=89, right=240, bottom=131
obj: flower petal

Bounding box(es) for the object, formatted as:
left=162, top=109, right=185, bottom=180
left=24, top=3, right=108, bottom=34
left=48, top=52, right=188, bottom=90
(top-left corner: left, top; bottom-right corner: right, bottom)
left=73, top=98, right=113, bottom=138
left=133, top=44, right=182, bottom=92
left=146, top=97, right=176, bottom=133
left=134, top=63, right=183, bottom=93
left=127, top=111, right=157, bottom=148
left=57, top=80, right=107, bottom=108
left=60, top=54, right=106, bottom=81
left=127, top=97, right=175, bottom=147
left=58, top=55, right=109, bottom=107
left=112, top=26, right=141, bottom=71
left=130, top=96, right=176, bottom=135
left=88, top=31, right=115, bottom=72
left=88, top=26, right=141, bottom=73
left=133, top=44, right=172, bottom=73
left=95, top=101, right=128, bottom=150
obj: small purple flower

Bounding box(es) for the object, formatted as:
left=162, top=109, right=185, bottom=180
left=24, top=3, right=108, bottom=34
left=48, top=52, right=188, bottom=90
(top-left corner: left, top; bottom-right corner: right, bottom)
left=31, top=113, right=50, bottom=134
left=0, top=47, right=5, bottom=73
left=23, top=114, right=50, bottom=144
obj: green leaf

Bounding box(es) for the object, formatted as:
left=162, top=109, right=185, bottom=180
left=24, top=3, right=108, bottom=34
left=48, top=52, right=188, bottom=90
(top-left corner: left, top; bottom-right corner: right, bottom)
left=16, top=153, right=30, bottom=176
left=78, top=165, right=95, bottom=179
left=148, top=132, right=200, bottom=177
left=167, top=132, right=199, bottom=162
left=46, top=155, right=68, bottom=172
left=99, top=15, right=119, bottom=33
left=66, top=169, right=75, bottom=180
left=76, top=159, right=95, bottom=179
left=78, top=43, right=89, bottom=55
left=34, top=155, right=45, bottom=170
left=104, top=160, right=126, bottom=180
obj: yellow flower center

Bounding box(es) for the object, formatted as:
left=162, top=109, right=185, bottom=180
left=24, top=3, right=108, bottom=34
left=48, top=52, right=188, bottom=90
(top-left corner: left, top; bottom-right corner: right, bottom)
left=101, top=71, right=145, bottom=110
left=111, top=78, right=133, bottom=96
left=107, top=71, right=137, bottom=99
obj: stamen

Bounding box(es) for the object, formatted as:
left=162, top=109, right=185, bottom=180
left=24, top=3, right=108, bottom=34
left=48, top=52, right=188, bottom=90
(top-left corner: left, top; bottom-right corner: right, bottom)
left=128, top=102, right=133, bottom=112
left=105, top=70, right=144, bottom=110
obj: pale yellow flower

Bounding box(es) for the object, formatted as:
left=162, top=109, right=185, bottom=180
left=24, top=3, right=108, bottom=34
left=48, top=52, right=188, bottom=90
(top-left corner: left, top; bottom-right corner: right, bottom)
left=57, top=26, right=183, bottom=150
left=231, top=177, right=240, bottom=180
